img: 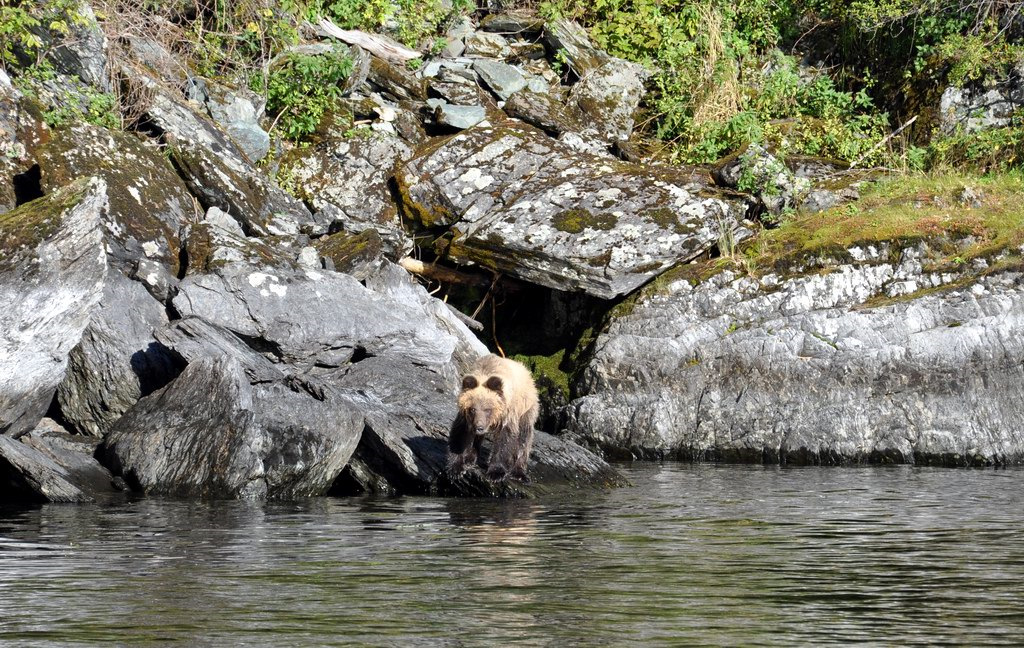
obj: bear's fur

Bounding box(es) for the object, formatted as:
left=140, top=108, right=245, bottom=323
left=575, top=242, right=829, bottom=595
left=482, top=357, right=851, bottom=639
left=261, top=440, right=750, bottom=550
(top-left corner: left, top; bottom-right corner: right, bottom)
left=448, top=354, right=540, bottom=482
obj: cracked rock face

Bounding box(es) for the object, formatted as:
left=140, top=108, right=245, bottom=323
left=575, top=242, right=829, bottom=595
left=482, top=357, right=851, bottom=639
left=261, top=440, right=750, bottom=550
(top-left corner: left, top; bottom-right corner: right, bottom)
left=566, top=244, right=1024, bottom=465
left=398, top=121, right=748, bottom=299
left=0, top=178, right=108, bottom=437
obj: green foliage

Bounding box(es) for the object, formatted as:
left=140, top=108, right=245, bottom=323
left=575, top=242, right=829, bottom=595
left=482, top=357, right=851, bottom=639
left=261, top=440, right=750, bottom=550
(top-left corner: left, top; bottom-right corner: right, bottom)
left=0, top=0, right=88, bottom=68
left=266, top=47, right=353, bottom=141
left=310, top=0, right=471, bottom=47
left=928, top=120, right=1024, bottom=173
left=13, top=63, right=119, bottom=129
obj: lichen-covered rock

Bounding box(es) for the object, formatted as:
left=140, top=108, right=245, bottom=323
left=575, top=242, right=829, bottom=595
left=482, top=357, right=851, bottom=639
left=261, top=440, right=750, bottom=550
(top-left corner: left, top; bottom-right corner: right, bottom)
left=567, top=58, right=647, bottom=143
left=38, top=2, right=109, bottom=92
left=101, top=355, right=364, bottom=499
left=284, top=131, right=412, bottom=255
left=314, top=228, right=384, bottom=279
left=367, top=57, right=427, bottom=102
left=37, top=123, right=192, bottom=278
left=938, top=63, right=1024, bottom=135
left=170, top=139, right=321, bottom=237
left=56, top=271, right=180, bottom=437
left=0, top=178, right=107, bottom=437
left=542, top=19, right=610, bottom=78
left=0, top=78, right=49, bottom=213
left=502, top=89, right=581, bottom=135
left=567, top=244, right=1024, bottom=466
left=398, top=120, right=748, bottom=299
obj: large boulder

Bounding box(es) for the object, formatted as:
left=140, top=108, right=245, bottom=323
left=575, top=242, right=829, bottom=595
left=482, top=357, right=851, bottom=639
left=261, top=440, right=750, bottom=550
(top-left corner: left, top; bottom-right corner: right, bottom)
left=56, top=271, right=180, bottom=437
left=37, top=123, right=192, bottom=279
left=397, top=120, right=748, bottom=299
left=938, top=62, right=1024, bottom=135
left=101, top=355, right=364, bottom=499
left=0, top=178, right=107, bottom=436
left=567, top=243, right=1024, bottom=465
left=284, top=131, right=413, bottom=255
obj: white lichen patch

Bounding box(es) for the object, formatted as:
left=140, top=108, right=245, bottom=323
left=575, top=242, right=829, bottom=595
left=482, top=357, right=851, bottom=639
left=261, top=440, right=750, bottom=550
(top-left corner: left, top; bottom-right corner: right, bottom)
left=248, top=272, right=272, bottom=287
left=142, top=241, right=160, bottom=257
left=127, top=186, right=143, bottom=204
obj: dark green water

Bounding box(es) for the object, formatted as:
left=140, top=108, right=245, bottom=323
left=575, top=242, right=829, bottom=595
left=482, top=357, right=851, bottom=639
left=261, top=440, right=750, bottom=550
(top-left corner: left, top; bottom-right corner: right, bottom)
left=2, top=463, right=1023, bottom=646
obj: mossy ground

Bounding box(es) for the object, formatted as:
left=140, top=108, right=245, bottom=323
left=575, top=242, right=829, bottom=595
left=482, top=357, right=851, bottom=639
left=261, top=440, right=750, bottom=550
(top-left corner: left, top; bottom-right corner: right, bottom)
left=745, top=172, right=1024, bottom=273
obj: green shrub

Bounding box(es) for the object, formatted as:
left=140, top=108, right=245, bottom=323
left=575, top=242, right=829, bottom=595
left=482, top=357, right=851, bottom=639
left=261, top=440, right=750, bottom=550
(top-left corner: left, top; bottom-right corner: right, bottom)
left=266, top=46, right=353, bottom=141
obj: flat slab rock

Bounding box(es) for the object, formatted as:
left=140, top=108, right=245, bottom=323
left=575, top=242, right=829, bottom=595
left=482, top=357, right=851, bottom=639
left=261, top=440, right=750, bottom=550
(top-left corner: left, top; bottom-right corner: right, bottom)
left=566, top=246, right=1024, bottom=466
left=398, top=121, right=747, bottom=299
left=0, top=178, right=107, bottom=436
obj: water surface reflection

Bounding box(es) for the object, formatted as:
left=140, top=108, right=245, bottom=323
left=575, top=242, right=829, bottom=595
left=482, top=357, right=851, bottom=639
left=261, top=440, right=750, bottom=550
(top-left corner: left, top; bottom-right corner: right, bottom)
left=1, top=464, right=1023, bottom=646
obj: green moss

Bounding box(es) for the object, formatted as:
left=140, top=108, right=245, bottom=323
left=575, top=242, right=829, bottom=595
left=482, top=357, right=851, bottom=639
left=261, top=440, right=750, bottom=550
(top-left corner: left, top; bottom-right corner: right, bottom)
left=0, top=178, right=90, bottom=271
left=746, top=172, right=1024, bottom=276
left=641, top=207, right=687, bottom=234
left=553, top=208, right=617, bottom=233
left=314, top=229, right=383, bottom=273
left=512, top=349, right=570, bottom=403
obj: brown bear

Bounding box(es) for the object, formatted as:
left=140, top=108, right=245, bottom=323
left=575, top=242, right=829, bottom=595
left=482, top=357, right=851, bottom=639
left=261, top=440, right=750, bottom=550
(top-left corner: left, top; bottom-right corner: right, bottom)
left=448, top=354, right=540, bottom=482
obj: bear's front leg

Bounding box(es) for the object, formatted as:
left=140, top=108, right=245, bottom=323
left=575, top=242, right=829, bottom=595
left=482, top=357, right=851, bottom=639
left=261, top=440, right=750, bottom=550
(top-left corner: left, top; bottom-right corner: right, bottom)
left=447, top=412, right=478, bottom=476
left=486, top=424, right=518, bottom=482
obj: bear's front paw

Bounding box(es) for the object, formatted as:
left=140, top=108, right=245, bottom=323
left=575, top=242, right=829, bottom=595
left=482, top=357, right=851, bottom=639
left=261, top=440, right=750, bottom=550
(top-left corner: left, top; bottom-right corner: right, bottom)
left=485, top=466, right=508, bottom=482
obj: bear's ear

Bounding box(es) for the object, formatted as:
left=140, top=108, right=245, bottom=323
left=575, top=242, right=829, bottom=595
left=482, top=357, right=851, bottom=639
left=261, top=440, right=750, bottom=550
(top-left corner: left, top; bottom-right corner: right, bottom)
left=461, top=375, right=478, bottom=390
left=484, top=376, right=503, bottom=395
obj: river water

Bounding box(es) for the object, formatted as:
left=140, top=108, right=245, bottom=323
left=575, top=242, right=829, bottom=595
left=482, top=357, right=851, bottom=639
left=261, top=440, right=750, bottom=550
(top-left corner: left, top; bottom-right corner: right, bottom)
left=1, top=463, right=1022, bottom=646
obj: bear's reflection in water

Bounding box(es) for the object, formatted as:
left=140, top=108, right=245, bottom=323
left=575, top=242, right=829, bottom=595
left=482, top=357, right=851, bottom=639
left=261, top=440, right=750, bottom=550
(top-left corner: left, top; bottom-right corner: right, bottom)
left=446, top=499, right=542, bottom=591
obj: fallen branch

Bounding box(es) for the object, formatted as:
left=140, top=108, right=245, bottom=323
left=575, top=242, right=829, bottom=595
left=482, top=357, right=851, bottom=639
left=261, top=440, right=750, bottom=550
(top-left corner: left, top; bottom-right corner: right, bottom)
left=850, top=115, right=917, bottom=170
left=311, top=18, right=422, bottom=62
left=399, top=257, right=492, bottom=287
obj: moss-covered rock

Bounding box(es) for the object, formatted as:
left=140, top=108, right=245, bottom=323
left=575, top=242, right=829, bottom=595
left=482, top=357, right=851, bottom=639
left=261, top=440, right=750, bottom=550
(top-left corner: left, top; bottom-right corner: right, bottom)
left=38, top=123, right=191, bottom=276
left=397, top=120, right=749, bottom=299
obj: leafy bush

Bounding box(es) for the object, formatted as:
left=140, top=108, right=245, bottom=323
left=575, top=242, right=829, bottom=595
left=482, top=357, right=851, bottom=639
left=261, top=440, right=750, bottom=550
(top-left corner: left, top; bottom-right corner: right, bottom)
left=266, top=46, right=353, bottom=141
left=0, top=0, right=86, bottom=69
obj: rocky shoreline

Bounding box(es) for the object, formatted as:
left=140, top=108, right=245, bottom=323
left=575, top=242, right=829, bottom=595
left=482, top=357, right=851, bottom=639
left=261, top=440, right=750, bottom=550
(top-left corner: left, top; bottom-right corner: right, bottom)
left=2, top=6, right=1022, bottom=503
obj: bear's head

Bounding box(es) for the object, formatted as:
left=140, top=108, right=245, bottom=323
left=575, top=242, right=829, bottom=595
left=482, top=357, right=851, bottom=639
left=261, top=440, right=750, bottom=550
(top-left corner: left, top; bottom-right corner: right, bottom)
left=457, top=374, right=507, bottom=435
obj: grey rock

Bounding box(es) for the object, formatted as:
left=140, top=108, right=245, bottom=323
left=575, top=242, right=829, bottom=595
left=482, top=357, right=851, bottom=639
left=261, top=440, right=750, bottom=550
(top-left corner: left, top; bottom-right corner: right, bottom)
left=170, top=139, right=320, bottom=237
left=203, top=205, right=244, bottom=236
left=939, top=65, right=1024, bottom=135
left=542, top=19, right=610, bottom=78
left=503, top=89, right=580, bottom=135
left=568, top=58, right=648, bottom=142
left=464, top=32, right=511, bottom=59
left=203, top=82, right=271, bottom=162
left=0, top=178, right=107, bottom=437
left=398, top=121, right=746, bottom=299
left=56, top=271, right=180, bottom=437
left=37, top=123, right=192, bottom=280
left=480, top=13, right=545, bottom=35
left=101, top=355, right=364, bottom=499
left=172, top=255, right=470, bottom=371
left=40, top=3, right=109, bottom=91
left=713, top=143, right=810, bottom=216
left=367, top=57, right=427, bottom=102
left=473, top=59, right=528, bottom=100
left=0, top=424, right=114, bottom=503
left=567, top=245, right=1024, bottom=465
left=284, top=131, right=413, bottom=255
left=435, top=103, right=486, bottom=129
